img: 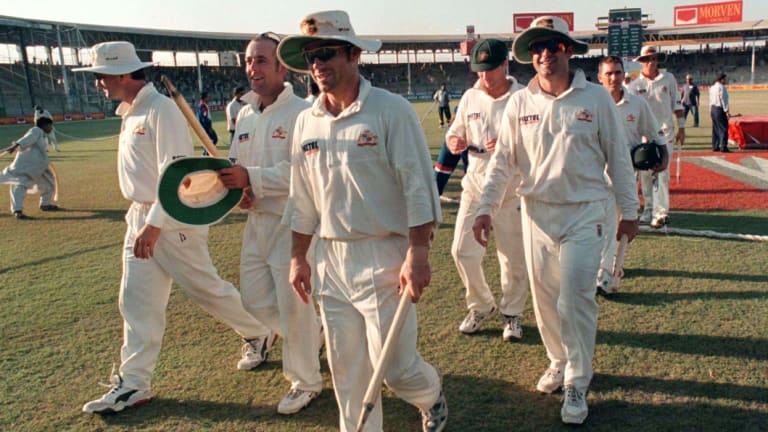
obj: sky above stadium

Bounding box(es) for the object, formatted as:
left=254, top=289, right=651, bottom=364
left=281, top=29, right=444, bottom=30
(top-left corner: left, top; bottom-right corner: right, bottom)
left=3, top=0, right=767, bottom=35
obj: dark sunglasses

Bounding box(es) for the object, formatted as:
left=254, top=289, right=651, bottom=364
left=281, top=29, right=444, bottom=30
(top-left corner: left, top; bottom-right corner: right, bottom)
left=302, top=45, right=347, bottom=66
left=527, top=40, right=567, bottom=55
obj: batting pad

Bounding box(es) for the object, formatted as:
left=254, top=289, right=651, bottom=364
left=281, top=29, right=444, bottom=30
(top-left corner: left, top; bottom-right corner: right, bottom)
left=158, top=156, right=243, bottom=225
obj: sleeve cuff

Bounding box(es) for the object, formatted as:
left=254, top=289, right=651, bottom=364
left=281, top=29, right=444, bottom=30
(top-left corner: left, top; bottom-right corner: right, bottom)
left=246, top=167, right=263, bottom=198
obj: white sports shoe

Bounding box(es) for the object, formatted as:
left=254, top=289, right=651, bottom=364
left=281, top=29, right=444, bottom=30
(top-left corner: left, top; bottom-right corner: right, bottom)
left=458, top=306, right=497, bottom=334
left=439, top=195, right=459, bottom=204
left=421, top=392, right=448, bottom=432
left=561, top=385, right=588, bottom=424
left=596, top=269, right=613, bottom=296
left=639, top=208, right=652, bottom=224
left=277, top=388, right=320, bottom=415
left=536, top=367, right=564, bottom=394
left=502, top=315, right=523, bottom=341
left=237, top=332, right=278, bottom=371
left=82, top=374, right=152, bottom=414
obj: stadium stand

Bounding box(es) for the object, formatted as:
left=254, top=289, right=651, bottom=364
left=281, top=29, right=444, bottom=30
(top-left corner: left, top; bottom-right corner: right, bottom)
left=0, top=15, right=767, bottom=118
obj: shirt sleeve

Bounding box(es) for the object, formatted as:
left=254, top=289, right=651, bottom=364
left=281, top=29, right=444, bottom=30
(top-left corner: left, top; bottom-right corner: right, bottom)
left=387, top=97, right=442, bottom=227
left=598, top=91, right=639, bottom=221
left=288, top=113, right=320, bottom=235
left=670, top=76, right=683, bottom=113
left=477, top=97, right=516, bottom=217
left=146, top=99, right=195, bottom=228
left=15, top=127, right=43, bottom=149
left=445, top=95, right=468, bottom=142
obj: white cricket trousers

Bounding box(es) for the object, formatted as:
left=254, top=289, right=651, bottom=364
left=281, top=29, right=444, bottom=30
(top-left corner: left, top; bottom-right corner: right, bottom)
left=118, top=203, right=270, bottom=391
left=452, top=173, right=527, bottom=316
left=639, top=129, right=674, bottom=219
left=239, top=213, right=322, bottom=392
left=522, top=198, right=608, bottom=391
left=316, top=236, right=442, bottom=432
left=598, top=195, right=619, bottom=276
left=10, top=182, right=53, bottom=212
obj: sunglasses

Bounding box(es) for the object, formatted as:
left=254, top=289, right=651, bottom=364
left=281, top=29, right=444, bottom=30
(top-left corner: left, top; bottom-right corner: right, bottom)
left=302, top=45, right=347, bottom=66
left=527, top=40, right=567, bottom=55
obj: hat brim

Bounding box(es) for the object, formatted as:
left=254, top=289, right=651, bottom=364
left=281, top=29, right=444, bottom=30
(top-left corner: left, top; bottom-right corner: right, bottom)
left=512, top=28, right=589, bottom=64
left=277, top=35, right=382, bottom=73
left=158, top=157, right=243, bottom=226
left=634, top=52, right=667, bottom=63
left=471, top=59, right=505, bottom=72
left=72, top=61, right=155, bottom=74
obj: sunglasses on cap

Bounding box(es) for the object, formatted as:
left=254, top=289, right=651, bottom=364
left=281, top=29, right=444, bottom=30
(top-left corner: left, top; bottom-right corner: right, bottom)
left=527, top=40, right=568, bottom=55
left=302, top=45, right=348, bottom=66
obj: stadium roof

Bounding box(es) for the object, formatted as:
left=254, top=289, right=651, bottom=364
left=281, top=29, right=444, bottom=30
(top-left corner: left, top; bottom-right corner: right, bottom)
left=1, top=15, right=766, bottom=55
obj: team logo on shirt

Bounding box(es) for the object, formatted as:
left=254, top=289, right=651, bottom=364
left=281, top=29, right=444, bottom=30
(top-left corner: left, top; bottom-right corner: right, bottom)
left=626, top=114, right=637, bottom=123
left=238, top=132, right=249, bottom=143
left=519, top=114, right=540, bottom=125
left=271, top=126, right=288, bottom=140
left=302, top=140, right=319, bottom=155
left=132, top=125, right=146, bottom=135
left=467, top=112, right=482, bottom=122
left=357, top=130, right=378, bottom=147
left=637, top=89, right=648, bottom=95
left=576, top=109, right=593, bottom=123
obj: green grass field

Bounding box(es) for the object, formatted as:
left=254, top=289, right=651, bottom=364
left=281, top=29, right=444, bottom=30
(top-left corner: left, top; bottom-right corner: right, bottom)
left=1, top=90, right=767, bottom=432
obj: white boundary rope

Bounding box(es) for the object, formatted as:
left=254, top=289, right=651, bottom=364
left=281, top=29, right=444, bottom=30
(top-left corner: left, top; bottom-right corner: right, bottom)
left=640, top=225, right=768, bottom=242
left=56, top=130, right=119, bottom=142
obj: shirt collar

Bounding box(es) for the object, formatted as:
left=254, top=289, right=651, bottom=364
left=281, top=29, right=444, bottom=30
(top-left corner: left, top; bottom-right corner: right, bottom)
left=311, top=76, right=371, bottom=119
left=116, top=82, right=155, bottom=117
left=241, top=83, right=294, bottom=113
left=527, top=68, right=587, bottom=99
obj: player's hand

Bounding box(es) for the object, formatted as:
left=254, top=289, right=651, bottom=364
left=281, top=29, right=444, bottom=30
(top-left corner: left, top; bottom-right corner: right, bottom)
left=399, top=245, right=431, bottom=302
left=238, top=187, right=255, bottom=209
left=617, top=219, right=639, bottom=243
left=485, top=138, right=497, bottom=154
left=446, top=136, right=468, bottom=155
left=675, top=129, right=685, bottom=147
left=134, top=224, right=161, bottom=259
left=218, top=165, right=249, bottom=189
left=289, top=256, right=313, bottom=304
left=472, top=215, right=492, bottom=248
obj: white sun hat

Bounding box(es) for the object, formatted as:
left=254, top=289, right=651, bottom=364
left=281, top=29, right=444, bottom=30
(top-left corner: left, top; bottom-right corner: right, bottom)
left=72, top=41, right=154, bottom=75
left=277, top=10, right=382, bottom=73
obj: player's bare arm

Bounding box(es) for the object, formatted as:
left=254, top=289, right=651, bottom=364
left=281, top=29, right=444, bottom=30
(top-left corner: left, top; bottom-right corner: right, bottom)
left=400, top=221, right=434, bottom=302
left=289, top=231, right=314, bottom=304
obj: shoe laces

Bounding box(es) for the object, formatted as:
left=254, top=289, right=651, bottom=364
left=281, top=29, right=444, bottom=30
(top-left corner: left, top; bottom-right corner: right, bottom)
left=97, top=363, right=123, bottom=392
left=243, top=337, right=265, bottom=356
left=504, top=315, right=521, bottom=330
left=565, top=387, right=584, bottom=406
left=422, top=394, right=447, bottom=429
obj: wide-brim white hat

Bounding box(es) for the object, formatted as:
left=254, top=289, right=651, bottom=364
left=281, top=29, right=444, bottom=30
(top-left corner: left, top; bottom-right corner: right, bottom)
left=277, top=10, right=382, bottom=73
left=72, top=41, right=154, bottom=75
left=512, top=16, right=589, bottom=64
left=634, top=45, right=667, bottom=63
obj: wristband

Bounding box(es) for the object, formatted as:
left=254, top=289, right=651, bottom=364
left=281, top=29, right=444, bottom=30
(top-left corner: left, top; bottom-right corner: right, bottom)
left=677, top=117, right=686, bottom=129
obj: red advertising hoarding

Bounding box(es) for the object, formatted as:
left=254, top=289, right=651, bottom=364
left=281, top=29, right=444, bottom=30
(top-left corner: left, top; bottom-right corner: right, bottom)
left=513, top=13, right=574, bottom=33
left=674, top=0, right=742, bottom=26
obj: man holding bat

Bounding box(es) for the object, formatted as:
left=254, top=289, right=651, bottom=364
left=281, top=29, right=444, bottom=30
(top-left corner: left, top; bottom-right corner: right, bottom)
left=74, top=41, right=272, bottom=415
left=472, top=17, right=639, bottom=424
left=217, top=32, right=323, bottom=415
left=278, top=10, right=446, bottom=432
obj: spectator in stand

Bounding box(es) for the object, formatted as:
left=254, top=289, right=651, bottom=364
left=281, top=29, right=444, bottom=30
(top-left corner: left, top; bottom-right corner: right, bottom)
left=433, top=82, right=451, bottom=128
left=709, top=73, right=731, bottom=152
left=197, top=91, right=218, bottom=155
left=681, top=74, right=700, bottom=127
left=225, top=86, right=246, bottom=145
